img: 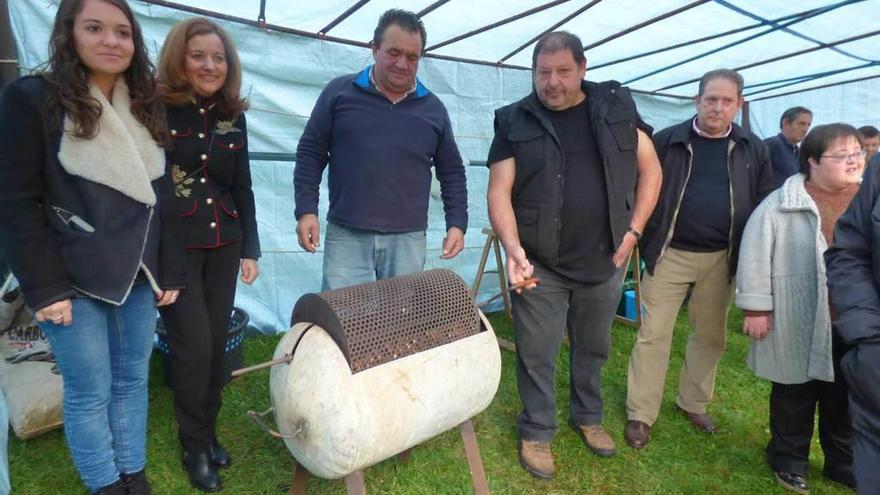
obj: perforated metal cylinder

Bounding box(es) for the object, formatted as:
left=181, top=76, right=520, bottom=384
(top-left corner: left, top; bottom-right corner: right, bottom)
left=270, top=269, right=502, bottom=479
left=312, top=269, right=482, bottom=373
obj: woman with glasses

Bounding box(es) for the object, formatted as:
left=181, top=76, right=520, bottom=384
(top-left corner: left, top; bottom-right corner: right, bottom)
left=156, top=17, right=260, bottom=492
left=736, top=123, right=865, bottom=493
left=0, top=0, right=185, bottom=493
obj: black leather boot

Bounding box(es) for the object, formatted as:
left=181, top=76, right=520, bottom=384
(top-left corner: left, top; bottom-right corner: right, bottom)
left=121, top=470, right=151, bottom=495
left=183, top=451, right=222, bottom=492
left=210, top=439, right=231, bottom=469
left=93, top=478, right=126, bottom=495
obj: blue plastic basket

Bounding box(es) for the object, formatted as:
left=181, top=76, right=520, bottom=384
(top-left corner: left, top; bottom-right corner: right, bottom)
left=154, top=307, right=249, bottom=386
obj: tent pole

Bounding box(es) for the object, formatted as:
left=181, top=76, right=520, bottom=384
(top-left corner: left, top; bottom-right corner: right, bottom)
left=426, top=0, right=574, bottom=52
left=0, top=0, right=18, bottom=87
left=319, top=0, right=370, bottom=36
left=497, top=0, right=601, bottom=64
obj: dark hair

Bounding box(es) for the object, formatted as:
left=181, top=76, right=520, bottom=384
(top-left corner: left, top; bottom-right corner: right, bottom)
left=532, top=31, right=586, bottom=69
left=799, top=123, right=864, bottom=178
left=859, top=125, right=880, bottom=139
left=698, top=69, right=744, bottom=97
left=44, top=0, right=168, bottom=144
left=779, top=106, right=812, bottom=129
left=372, top=9, right=426, bottom=54
left=158, top=17, right=248, bottom=117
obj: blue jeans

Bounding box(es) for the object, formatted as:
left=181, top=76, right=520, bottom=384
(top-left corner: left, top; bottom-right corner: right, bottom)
left=0, top=388, right=9, bottom=495
left=322, top=222, right=427, bottom=290
left=38, top=283, right=155, bottom=492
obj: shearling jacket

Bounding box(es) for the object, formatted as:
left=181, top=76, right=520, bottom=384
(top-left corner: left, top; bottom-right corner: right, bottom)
left=165, top=100, right=260, bottom=259
left=641, top=117, right=774, bottom=276
left=0, top=76, right=186, bottom=311
left=736, top=174, right=834, bottom=384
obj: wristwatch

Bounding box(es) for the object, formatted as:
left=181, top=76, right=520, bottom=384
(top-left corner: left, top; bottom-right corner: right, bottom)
left=626, top=227, right=642, bottom=241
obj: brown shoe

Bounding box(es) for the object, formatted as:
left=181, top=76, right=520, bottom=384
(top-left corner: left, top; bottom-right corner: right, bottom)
left=676, top=404, right=716, bottom=434
left=625, top=420, right=651, bottom=449
left=519, top=440, right=555, bottom=480
left=572, top=424, right=616, bottom=457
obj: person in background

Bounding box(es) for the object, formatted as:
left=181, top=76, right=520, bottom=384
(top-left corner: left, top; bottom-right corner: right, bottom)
left=857, top=125, right=879, bottom=160
left=0, top=0, right=185, bottom=493
left=157, top=17, right=260, bottom=493
left=737, top=124, right=863, bottom=493
left=765, top=106, right=812, bottom=189
left=294, top=9, right=467, bottom=290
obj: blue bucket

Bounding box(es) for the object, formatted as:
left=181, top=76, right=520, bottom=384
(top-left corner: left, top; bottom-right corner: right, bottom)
left=154, top=307, right=249, bottom=386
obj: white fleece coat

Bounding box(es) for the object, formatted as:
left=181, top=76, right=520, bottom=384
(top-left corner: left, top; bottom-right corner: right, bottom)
left=735, top=173, right=834, bottom=384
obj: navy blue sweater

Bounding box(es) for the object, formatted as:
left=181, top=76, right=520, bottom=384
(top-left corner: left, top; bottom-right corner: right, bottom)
left=294, top=67, right=467, bottom=233
left=765, top=132, right=797, bottom=189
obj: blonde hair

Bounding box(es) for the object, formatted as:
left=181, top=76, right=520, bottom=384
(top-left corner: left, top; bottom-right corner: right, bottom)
left=157, top=17, right=248, bottom=117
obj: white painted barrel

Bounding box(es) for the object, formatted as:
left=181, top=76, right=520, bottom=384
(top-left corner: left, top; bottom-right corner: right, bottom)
left=269, top=310, right=501, bottom=479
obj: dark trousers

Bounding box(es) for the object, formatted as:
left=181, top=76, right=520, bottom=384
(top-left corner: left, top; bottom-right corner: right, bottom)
left=511, top=261, right=623, bottom=442
left=159, top=242, right=241, bottom=453
left=767, top=331, right=854, bottom=485
left=841, top=342, right=880, bottom=494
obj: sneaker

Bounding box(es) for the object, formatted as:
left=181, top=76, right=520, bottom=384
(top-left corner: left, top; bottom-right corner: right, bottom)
left=573, top=424, right=616, bottom=457
left=775, top=471, right=809, bottom=494
left=519, top=440, right=554, bottom=480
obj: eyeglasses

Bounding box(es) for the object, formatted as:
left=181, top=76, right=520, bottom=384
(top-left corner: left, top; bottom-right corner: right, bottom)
left=820, top=150, right=867, bottom=162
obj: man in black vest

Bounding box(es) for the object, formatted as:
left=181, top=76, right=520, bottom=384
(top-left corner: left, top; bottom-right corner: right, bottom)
left=487, top=31, right=661, bottom=479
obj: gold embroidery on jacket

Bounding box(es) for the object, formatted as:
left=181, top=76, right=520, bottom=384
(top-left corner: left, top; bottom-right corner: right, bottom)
left=171, top=164, right=194, bottom=198
left=214, top=119, right=240, bottom=135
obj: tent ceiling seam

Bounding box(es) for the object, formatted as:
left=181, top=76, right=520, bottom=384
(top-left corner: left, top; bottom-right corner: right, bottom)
left=744, top=61, right=877, bottom=98
left=627, top=1, right=851, bottom=88
left=590, top=7, right=811, bottom=71
left=750, top=73, right=880, bottom=102
left=711, top=0, right=872, bottom=63
left=425, top=0, right=573, bottom=52
left=581, top=0, right=710, bottom=52
left=497, top=0, right=602, bottom=64
left=655, top=27, right=880, bottom=92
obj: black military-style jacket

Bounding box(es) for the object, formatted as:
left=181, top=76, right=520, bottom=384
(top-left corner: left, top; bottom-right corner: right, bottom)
left=165, top=100, right=260, bottom=260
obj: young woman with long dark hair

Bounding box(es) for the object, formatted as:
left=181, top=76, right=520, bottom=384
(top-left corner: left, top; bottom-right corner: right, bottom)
left=0, top=1, right=185, bottom=493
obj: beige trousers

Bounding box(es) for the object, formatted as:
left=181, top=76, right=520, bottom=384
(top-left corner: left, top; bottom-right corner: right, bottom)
left=626, top=248, right=733, bottom=426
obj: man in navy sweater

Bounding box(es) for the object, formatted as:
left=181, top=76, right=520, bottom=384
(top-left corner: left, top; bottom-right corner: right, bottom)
left=294, top=9, right=467, bottom=289
left=764, top=106, right=812, bottom=189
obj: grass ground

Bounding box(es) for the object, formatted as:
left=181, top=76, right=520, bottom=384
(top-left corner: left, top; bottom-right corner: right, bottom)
left=8, top=308, right=852, bottom=494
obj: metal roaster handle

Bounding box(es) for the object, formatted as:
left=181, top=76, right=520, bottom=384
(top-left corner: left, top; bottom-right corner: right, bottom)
left=476, top=277, right=539, bottom=310
left=246, top=407, right=303, bottom=439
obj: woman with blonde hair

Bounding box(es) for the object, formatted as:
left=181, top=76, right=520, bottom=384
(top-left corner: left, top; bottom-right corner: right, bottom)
left=0, top=0, right=185, bottom=493
left=157, top=17, right=260, bottom=492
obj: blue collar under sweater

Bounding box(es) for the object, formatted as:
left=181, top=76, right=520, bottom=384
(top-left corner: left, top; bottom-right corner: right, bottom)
left=354, top=65, right=431, bottom=100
